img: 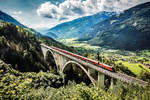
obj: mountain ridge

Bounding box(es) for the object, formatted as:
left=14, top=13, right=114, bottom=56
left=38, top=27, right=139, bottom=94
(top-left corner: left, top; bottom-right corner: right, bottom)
left=46, top=11, right=115, bottom=39
left=0, top=10, right=44, bottom=37
left=0, top=10, right=26, bottom=28
left=79, top=2, right=150, bottom=50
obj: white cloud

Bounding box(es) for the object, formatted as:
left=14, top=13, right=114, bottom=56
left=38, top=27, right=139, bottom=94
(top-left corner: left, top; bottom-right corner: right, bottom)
left=102, top=0, right=150, bottom=12
left=10, top=11, right=23, bottom=24
left=12, top=11, right=22, bottom=15
left=30, top=19, right=59, bottom=29
left=37, top=0, right=150, bottom=23
left=37, top=0, right=105, bottom=22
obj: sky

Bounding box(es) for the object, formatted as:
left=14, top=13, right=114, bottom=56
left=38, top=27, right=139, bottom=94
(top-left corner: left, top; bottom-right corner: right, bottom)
left=0, top=0, right=150, bottom=30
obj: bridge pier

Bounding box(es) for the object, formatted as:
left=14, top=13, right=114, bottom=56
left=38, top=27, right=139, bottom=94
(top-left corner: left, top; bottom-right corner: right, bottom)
left=110, top=78, right=114, bottom=89
left=88, top=68, right=90, bottom=75
left=98, top=72, right=105, bottom=88
left=55, top=53, right=68, bottom=72
left=41, top=47, right=48, bottom=60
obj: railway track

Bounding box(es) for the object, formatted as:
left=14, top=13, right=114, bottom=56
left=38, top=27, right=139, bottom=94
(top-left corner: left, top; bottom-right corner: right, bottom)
left=116, top=72, right=148, bottom=86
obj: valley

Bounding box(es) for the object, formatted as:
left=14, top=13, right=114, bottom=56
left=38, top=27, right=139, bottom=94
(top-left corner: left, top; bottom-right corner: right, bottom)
left=57, top=38, right=150, bottom=77
left=0, top=1, right=150, bottom=100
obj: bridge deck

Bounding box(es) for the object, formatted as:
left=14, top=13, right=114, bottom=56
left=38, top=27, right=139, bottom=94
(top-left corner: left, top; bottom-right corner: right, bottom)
left=41, top=44, right=148, bottom=86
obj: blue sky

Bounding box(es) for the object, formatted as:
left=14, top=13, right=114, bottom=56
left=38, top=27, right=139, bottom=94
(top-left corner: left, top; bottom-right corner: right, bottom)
left=0, top=0, right=149, bottom=29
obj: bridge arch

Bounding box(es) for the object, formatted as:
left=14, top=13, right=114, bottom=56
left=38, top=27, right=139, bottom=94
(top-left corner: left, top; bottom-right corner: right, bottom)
left=45, top=49, right=58, bottom=71
left=62, top=61, right=96, bottom=86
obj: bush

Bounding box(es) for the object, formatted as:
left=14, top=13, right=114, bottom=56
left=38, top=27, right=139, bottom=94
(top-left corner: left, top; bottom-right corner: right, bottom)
left=0, top=60, right=63, bottom=99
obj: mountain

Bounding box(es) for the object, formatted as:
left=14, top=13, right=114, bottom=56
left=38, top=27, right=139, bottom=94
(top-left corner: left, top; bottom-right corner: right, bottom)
left=0, top=20, right=74, bottom=72
left=0, top=21, right=48, bottom=72
left=0, top=10, right=43, bottom=37
left=0, top=10, right=26, bottom=27
left=46, top=12, right=115, bottom=39
left=43, top=31, right=58, bottom=39
left=0, top=21, right=66, bottom=99
left=0, top=10, right=75, bottom=52
left=46, top=32, right=58, bottom=38
left=80, top=2, right=150, bottom=50
left=0, top=11, right=73, bottom=72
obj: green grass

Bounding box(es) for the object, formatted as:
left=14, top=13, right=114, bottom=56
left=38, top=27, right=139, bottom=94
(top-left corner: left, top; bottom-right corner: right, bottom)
left=144, top=61, right=150, bottom=64
left=141, top=50, right=150, bottom=57
left=116, top=61, right=150, bottom=76
left=57, top=38, right=100, bottom=50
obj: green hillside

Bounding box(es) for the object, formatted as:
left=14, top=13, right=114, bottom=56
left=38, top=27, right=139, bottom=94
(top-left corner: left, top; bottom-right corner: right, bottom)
left=0, top=21, right=76, bottom=72
left=0, top=21, right=48, bottom=72
left=48, top=12, right=115, bottom=39
left=0, top=10, right=25, bottom=27
left=80, top=2, right=150, bottom=50
left=0, top=19, right=150, bottom=100
left=0, top=2, right=150, bottom=99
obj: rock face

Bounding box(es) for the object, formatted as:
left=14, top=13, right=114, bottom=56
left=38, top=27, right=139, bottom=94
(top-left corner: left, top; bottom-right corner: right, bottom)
left=80, top=2, right=150, bottom=50
left=46, top=12, right=115, bottom=39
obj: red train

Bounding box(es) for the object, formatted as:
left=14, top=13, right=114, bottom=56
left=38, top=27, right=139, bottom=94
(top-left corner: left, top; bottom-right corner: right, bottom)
left=50, top=46, right=115, bottom=72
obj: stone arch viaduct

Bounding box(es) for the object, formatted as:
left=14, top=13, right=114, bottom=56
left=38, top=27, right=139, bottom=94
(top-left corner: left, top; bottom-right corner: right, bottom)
left=40, top=43, right=148, bottom=88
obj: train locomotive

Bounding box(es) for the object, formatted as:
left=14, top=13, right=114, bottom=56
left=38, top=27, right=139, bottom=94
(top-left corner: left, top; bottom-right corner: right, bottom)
left=50, top=46, right=115, bottom=72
